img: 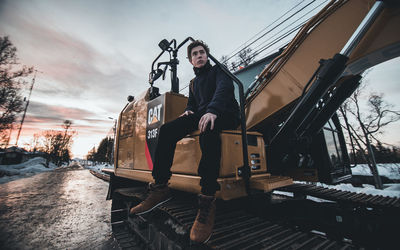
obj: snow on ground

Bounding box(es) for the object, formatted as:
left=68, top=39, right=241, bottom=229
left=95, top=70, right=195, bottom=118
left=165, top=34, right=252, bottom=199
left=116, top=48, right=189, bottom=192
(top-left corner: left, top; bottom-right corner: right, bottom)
left=0, top=157, right=57, bottom=184
left=81, top=161, right=113, bottom=174
left=302, top=164, right=400, bottom=199
left=0, top=159, right=111, bottom=185
left=275, top=177, right=400, bottom=200
left=307, top=182, right=400, bottom=199
left=274, top=182, right=400, bottom=200
left=351, top=163, right=400, bottom=180
left=273, top=164, right=400, bottom=199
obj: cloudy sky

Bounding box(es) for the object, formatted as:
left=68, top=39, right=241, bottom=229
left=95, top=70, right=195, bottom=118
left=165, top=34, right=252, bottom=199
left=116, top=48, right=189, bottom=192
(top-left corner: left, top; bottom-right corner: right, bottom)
left=1, top=0, right=399, bottom=158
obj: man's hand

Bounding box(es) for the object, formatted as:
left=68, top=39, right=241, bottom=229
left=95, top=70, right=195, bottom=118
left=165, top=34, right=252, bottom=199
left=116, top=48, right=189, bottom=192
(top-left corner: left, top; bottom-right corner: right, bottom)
left=199, top=113, right=217, bottom=133
left=180, top=110, right=194, bottom=117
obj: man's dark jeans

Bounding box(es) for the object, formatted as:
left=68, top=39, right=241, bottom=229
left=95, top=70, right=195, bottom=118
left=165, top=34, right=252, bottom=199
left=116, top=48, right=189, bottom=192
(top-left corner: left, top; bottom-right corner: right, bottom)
left=152, top=113, right=239, bottom=195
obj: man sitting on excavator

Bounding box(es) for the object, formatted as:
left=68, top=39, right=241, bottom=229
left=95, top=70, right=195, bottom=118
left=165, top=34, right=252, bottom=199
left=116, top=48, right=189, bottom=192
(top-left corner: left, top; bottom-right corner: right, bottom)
left=130, top=40, right=240, bottom=243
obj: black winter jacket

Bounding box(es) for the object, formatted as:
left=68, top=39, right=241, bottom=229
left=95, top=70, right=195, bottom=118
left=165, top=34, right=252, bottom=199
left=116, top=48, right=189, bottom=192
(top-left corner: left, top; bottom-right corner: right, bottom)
left=185, top=61, right=239, bottom=119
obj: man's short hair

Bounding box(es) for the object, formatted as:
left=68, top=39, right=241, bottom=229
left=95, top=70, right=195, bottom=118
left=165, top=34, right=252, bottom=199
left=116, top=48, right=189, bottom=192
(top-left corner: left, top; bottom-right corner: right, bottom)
left=187, top=40, right=210, bottom=62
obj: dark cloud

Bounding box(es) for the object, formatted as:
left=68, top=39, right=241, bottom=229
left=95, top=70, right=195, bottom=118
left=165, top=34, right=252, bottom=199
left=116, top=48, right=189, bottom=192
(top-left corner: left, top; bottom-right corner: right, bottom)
left=26, top=101, right=98, bottom=122
left=15, top=100, right=114, bottom=143
left=1, top=7, right=145, bottom=113
left=20, top=100, right=111, bottom=134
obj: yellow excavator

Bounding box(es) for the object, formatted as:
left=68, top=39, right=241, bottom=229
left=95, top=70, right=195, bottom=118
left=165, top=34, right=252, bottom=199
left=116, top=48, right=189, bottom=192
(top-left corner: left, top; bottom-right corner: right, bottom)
left=103, top=0, right=400, bottom=248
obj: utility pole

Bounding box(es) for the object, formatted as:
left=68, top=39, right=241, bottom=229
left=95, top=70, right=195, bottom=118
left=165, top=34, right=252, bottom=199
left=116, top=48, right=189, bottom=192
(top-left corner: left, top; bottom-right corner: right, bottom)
left=15, top=70, right=42, bottom=146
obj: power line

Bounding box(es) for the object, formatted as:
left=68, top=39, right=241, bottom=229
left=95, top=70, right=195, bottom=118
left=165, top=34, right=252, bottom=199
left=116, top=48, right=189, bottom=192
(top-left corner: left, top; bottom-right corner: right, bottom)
left=180, top=84, right=189, bottom=92
left=223, top=0, right=306, bottom=60
left=229, top=22, right=305, bottom=71
left=229, top=19, right=307, bottom=70
left=252, top=21, right=306, bottom=59
left=223, top=0, right=318, bottom=64
left=229, top=0, right=329, bottom=70
left=251, top=0, right=328, bottom=57
left=181, top=0, right=327, bottom=90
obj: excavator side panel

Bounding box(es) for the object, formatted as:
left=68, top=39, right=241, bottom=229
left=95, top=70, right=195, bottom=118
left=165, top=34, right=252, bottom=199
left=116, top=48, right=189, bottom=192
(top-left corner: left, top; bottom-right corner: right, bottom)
left=114, top=92, right=278, bottom=200
left=171, top=130, right=266, bottom=177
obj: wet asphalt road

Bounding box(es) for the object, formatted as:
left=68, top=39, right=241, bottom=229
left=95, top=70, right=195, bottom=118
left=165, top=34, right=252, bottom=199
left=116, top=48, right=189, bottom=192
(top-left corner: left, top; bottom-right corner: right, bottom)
left=0, top=165, right=119, bottom=250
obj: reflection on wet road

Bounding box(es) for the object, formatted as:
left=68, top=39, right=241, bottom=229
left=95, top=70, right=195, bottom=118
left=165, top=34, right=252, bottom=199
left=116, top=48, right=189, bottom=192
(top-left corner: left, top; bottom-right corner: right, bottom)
left=0, top=167, right=118, bottom=249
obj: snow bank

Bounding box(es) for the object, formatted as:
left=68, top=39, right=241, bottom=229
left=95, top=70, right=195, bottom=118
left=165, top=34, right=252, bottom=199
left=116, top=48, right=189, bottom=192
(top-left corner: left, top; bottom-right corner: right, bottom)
left=289, top=163, right=400, bottom=198
left=273, top=163, right=400, bottom=199
left=82, top=161, right=113, bottom=174
left=0, top=157, right=57, bottom=184
left=312, top=182, right=400, bottom=198
left=352, top=163, right=400, bottom=180
left=275, top=182, right=400, bottom=200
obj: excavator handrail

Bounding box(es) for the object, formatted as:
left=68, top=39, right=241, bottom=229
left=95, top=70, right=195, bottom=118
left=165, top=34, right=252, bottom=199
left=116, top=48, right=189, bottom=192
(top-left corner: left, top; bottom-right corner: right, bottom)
left=208, top=53, right=251, bottom=184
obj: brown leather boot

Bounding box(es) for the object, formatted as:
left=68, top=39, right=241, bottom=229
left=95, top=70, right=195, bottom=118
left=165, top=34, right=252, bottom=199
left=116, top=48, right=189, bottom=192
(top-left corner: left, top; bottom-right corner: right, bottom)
left=129, top=183, right=171, bottom=215
left=190, top=194, right=216, bottom=243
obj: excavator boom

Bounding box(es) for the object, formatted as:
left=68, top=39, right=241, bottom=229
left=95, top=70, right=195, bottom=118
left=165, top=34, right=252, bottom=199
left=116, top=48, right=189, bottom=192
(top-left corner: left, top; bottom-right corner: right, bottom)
left=245, top=0, right=400, bottom=130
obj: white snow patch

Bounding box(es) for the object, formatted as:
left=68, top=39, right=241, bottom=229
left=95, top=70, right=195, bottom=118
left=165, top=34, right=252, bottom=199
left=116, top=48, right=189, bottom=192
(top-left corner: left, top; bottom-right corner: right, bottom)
left=272, top=163, right=400, bottom=199
left=352, top=163, right=400, bottom=180
left=292, top=182, right=400, bottom=198
left=81, top=161, right=113, bottom=174
left=0, top=157, right=57, bottom=184
left=273, top=190, right=294, bottom=197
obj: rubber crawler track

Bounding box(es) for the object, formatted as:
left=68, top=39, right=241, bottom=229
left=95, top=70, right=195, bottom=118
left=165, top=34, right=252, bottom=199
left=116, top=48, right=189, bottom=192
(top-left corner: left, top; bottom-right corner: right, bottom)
left=90, top=171, right=399, bottom=249
left=277, top=183, right=400, bottom=208
left=110, top=187, right=359, bottom=250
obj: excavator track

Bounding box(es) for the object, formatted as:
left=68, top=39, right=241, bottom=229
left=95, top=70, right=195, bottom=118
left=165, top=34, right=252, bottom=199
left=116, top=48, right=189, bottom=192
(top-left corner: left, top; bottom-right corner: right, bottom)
left=277, top=183, right=400, bottom=209
left=110, top=187, right=367, bottom=250
left=91, top=171, right=399, bottom=249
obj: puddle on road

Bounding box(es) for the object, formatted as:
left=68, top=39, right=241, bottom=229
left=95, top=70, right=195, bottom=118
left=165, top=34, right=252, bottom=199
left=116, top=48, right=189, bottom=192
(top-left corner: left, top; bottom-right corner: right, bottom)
left=0, top=169, right=118, bottom=249
left=61, top=172, right=95, bottom=202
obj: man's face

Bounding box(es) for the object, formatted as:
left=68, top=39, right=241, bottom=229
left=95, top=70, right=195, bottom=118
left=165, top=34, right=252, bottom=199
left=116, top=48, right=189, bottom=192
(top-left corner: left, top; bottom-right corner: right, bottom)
left=190, top=45, right=208, bottom=68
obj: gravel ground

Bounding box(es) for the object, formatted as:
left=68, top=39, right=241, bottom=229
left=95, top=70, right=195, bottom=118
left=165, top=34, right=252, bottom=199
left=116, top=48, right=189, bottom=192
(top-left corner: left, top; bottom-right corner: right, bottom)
left=0, top=165, right=119, bottom=250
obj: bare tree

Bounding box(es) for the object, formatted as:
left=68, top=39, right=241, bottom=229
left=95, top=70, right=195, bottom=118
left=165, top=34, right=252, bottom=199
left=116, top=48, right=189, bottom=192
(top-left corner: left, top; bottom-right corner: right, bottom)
left=230, top=62, right=237, bottom=72
left=237, top=48, right=255, bottom=68
left=340, top=81, right=400, bottom=189
left=0, top=36, right=33, bottom=147
left=220, top=55, right=229, bottom=69
left=36, top=120, right=77, bottom=166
